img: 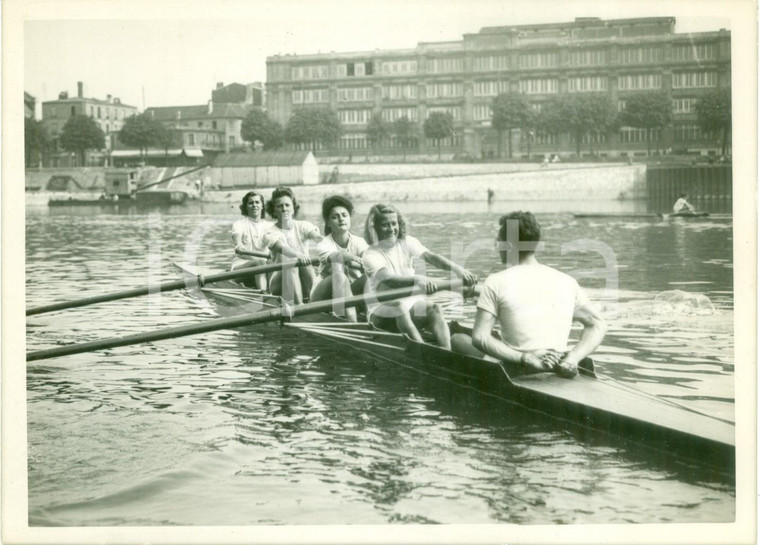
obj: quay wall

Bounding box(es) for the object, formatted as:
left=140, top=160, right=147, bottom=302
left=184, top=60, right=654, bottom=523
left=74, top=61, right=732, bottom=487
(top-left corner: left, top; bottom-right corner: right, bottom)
left=204, top=165, right=647, bottom=204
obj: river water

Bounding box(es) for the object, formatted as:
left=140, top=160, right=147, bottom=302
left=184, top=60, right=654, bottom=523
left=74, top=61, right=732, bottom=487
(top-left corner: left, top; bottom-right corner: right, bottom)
left=25, top=200, right=735, bottom=526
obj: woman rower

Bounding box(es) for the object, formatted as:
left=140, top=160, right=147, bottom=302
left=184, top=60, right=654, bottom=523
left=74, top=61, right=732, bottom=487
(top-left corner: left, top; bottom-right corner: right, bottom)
left=263, top=187, right=322, bottom=304
left=310, top=195, right=369, bottom=322
left=362, top=203, right=478, bottom=349
left=230, top=191, right=273, bottom=290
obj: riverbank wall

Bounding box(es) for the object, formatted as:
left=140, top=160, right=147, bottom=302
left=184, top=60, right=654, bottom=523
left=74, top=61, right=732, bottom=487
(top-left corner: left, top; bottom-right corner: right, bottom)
left=203, top=164, right=647, bottom=204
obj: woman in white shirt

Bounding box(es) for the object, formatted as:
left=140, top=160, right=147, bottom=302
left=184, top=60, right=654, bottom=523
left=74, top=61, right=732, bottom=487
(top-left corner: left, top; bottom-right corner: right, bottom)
left=362, top=203, right=477, bottom=349
left=230, top=191, right=273, bottom=290
left=310, top=195, right=369, bottom=322
left=263, top=187, right=322, bottom=304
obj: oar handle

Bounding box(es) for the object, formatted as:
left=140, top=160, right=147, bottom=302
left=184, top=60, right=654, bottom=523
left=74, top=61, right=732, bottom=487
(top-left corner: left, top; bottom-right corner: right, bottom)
left=26, top=258, right=319, bottom=316
left=26, top=279, right=467, bottom=362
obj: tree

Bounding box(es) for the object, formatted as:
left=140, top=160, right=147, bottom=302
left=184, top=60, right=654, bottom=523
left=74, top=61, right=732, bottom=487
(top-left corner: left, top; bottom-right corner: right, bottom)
left=25, top=117, right=51, bottom=167
left=539, top=94, right=617, bottom=156
left=285, top=107, right=342, bottom=152
left=153, top=121, right=174, bottom=160
left=392, top=116, right=417, bottom=161
left=619, top=91, right=672, bottom=155
left=118, top=113, right=166, bottom=161
left=423, top=112, right=454, bottom=159
left=491, top=93, right=533, bottom=159
left=365, top=113, right=388, bottom=157
left=695, top=88, right=731, bottom=156
left=241, top=109, right=284, bottom=151
left=59, top=114, right=105, bottom=166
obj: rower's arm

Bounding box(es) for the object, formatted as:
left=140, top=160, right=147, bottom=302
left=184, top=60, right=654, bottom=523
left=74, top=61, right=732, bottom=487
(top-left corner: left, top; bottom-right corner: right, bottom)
left=562, top=303, right=607, bottom=366
left=421, top=251, right=478, bottom=285
left=269, top=241, right=311, bottom=265
left=471, top=308, right=524, bottom=364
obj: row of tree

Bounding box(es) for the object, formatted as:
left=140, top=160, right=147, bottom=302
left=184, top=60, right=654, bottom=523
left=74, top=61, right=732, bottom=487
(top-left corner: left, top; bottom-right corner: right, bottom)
left=24, top=88, right=732, bottom=167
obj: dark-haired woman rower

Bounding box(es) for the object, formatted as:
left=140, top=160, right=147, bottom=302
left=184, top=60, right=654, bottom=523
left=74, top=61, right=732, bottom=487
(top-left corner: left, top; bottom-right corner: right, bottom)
left=310, top=195, right=369, bottom=322
left=263, top=187, right=323, bottom=304
left=230, top=191, right=273, bottom=290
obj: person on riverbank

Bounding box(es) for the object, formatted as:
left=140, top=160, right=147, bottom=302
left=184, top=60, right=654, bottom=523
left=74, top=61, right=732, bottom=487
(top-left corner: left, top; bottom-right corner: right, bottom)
left=310, top=195, right=369, bottom=322
left=672, top=193, right=696, bottom=214
left=451, top=211, right=606, bottom=378
left=264, top=187, right=323, bottom=304
left=362, top=203, right=478, bottom=349
left=230, top=191, right=273, bottom=290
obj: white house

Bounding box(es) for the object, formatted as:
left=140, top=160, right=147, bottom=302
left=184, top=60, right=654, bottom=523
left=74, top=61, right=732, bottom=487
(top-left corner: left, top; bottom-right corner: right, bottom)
left=211, top=151, right=319, bottom=188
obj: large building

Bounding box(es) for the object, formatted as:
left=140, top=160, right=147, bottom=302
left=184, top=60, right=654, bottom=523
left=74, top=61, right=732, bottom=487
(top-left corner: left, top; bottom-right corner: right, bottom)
left=265, top=17, right=731, bottom=159
left=42, top=81, right=138, bottom=166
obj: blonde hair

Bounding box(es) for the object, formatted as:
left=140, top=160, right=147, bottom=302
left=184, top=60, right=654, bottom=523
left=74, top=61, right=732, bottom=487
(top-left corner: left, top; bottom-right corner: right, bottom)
left=364, top=203, right=407, bottom=244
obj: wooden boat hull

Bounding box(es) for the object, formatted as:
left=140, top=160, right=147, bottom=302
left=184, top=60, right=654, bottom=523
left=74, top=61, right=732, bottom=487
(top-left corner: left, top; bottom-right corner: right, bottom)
left=177, top=263, right=735, bottom=470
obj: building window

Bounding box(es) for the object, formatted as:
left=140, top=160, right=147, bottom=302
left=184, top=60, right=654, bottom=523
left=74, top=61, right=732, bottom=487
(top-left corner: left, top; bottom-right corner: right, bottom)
left=428, top=57, right=463, bottom=73
left=98, top=107, right=101, bottom=118
left=426, top=106, right=461, bottom=120
left=582, top=131, right=607, bottom=143
left=425, top=82, right=463, bottom=98
left=71, top=106, right=76, bottom=117
left=212, top=121, right=217, bottom=129
left=619, top=127, right=657, bottom=143
left=473, top=105, right=491, bottom=121
left=338, top=109, right=371, bottom=125
left=382, top=108, right=418, bottom=122
left=617, top=100, right=627, bottom=111
left=672, top=98, right=699, bottom=113
left=198, top=122, right=203, bottom=128
left=617, top=73, right=662, bottom=90
left=673, top=124, right=716, bottom=142
left=338, top=87, right=374, bottom=102
left=473, top=81, right=501, bottom=97
left=518, top=78, right=559, bottom=94
left=381, top=60, right=418, bottom=74
left=567, top=76, right=608, bottom=93
left=292, top=89, right=329, bottom=104
left=533, top=131, right=556, bottom=145
left=188, top=133, right=195, bottom=145
left=425, top=133, right=461, bottom=148
left=568, top=49, right=607, bottom=66
left=673, top=43, right=718, bottom=62
left=342, top=61, right=374, bottom=78
left=519, top=51, right=559, bottom=69
left=292, top=64, right=329, bottom=80
left=382, top=84, right=418, bottom=100
left=672, top=71, right=718, bottom=89
left=473, top=55, right=510, bottom=72
left=619, top=46, right=664, bottom=64
left=339, top=134, right=368, bottom=149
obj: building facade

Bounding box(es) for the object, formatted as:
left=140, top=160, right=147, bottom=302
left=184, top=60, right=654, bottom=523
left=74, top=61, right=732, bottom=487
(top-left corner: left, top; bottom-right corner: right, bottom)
left=265, top=17, right=731, bottom=159
left=25, top=92, right=36, bottom=119
left=42, top=81, right=138, bottom=166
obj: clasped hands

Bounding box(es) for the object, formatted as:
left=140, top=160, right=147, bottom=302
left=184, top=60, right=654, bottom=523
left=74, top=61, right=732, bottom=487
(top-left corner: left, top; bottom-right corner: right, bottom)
left=521, top=349, right=578, bottom=378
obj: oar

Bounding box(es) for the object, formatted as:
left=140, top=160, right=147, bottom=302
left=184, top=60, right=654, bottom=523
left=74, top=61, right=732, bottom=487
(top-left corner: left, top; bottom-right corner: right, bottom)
left=27, top=279, right=470, bottom=362
left=26, top=259, right=319, bottom=316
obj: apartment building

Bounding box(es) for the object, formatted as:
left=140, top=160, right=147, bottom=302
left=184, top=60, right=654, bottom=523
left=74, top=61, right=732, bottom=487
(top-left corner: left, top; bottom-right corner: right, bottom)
left=265, top=17, right=731, bottom=158
left=42, top=81, right=138, bottom=165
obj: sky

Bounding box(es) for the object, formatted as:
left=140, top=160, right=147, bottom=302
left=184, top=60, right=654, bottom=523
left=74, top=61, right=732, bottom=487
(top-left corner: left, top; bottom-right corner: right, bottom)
left=22, top=0, right=734, bottom=116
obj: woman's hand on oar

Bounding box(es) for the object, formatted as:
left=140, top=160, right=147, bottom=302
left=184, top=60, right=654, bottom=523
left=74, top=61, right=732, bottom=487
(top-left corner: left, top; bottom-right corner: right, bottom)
left=26, top=259, right=319, bottom=316
left=26, top=279, right=468, bottom=362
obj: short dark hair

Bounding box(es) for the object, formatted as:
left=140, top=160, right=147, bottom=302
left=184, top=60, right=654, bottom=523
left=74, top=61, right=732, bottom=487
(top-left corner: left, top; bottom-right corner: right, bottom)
left=239, top=191, right=266, bottom=218
left=266, top=187, right=300, bottom=218
left=498, top=211, right=541, bottom=264
left=364, top=203, right=407, bottom=244
left=321, top=195, right=354, bottom=235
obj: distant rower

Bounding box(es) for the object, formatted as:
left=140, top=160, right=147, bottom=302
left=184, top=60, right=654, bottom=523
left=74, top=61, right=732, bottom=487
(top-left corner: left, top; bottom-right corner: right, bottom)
left=673, top=193, right=696, bottom=214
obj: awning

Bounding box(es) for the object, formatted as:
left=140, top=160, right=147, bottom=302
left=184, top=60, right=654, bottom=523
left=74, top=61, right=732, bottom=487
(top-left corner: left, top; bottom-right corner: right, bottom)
left=183, top=148, right=204, bottom=158
left=110, top=149, right=185, bottom=158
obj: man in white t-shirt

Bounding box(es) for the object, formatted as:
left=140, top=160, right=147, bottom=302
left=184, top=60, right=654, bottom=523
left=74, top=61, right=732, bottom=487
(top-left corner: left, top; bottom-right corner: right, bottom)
left=453, top=211, right=606, bottom=377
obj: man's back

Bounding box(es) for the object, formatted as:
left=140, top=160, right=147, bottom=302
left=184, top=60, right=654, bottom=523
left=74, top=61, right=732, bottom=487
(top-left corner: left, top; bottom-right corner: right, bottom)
left=477, top=263, right=588, bottom=352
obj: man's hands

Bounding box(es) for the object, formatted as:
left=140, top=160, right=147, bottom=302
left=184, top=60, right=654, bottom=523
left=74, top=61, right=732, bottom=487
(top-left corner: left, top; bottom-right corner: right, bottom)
left=521, top=350, right=578, bottom=378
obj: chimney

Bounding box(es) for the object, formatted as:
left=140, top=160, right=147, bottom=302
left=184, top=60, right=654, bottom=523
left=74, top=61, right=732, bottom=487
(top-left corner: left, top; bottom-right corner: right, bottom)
left=106, top=94, right=112, bottom=103
left=77, top=81, right=84, bottom=98
left=216, top=82, right=224, bottom=89
left=59, top=91, right=69, bottom=99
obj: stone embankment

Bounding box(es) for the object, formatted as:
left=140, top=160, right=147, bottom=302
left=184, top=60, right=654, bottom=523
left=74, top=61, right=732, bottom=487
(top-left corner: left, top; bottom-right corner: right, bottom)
left=205, top=163, right=646, bottom=204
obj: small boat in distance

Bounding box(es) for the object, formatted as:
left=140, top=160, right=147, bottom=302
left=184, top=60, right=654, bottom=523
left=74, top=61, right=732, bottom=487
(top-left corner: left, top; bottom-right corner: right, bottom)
left=573, top=212, right=712, bottom=220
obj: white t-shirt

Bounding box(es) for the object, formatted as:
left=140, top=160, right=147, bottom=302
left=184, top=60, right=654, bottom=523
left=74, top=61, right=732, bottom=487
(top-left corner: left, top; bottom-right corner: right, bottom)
left=477, top=263, right=591, bottom=352
left=362, top=236, right=429, bottom=317
left=673, top=198, right=692, bottom=214
left=263, top=220, right=320, bottom=262
left=316, top=233, right=369, bottom=280
left=230, top=217, right=273, bottom=270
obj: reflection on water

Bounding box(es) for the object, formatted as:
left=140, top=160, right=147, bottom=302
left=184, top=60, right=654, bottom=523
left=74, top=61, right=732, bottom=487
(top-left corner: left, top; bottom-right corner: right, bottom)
left=25, top=203, right=735, bottom=525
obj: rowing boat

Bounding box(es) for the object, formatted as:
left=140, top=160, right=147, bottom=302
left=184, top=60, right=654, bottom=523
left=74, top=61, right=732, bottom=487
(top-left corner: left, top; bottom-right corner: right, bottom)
left=175, top=263, right=735, bottom=471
